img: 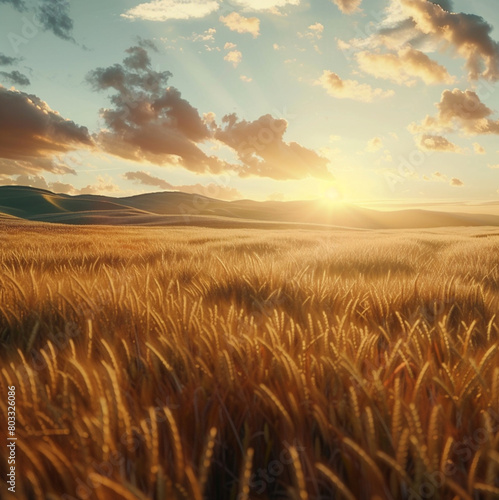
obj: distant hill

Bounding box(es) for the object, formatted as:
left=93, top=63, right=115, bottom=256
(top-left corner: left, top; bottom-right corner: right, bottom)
left=2, top=185, right=499, bottom=229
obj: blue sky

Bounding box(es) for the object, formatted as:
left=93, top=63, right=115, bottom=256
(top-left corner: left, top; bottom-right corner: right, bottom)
left=1, top=0, right=499, bottom=202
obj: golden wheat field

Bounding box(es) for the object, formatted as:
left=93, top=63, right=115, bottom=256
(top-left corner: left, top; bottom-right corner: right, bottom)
left=1, top=222, right=499, bottom=500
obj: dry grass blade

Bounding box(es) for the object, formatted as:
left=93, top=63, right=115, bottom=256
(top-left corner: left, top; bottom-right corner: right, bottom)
left=89, top=473, right=150, bottom=500
left=316, top=463, right=356, bottom=500
left=289, top=446, right=308, bottom=500
left=238, top=447, right=254, bottom=500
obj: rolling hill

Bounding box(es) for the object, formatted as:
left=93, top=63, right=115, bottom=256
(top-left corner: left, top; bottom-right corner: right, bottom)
left=2, top=185, right=499, bottom=229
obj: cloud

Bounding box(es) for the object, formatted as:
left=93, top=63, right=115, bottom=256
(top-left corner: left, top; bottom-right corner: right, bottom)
left=137, top=37, right=160, bottom=52
left=192, top=28, right=217, bottom=42
left=309, top=23, right=324, bottom=36
left=123, top=171, right=242, bottom=200
left=0, top=0, right=25, bottom=11
left=37, top=0, right=75, bottom=42
left=0, top=54, right=19, bottom=65
left=366, top=137, right=383, bottom=152
left=450, top=177, right=464, bottom=186
left=488, top=164, right=499, bottom=169
left=0, top=174, right=122, bottom=195
left=410, top=89, right=499, bottom=135
left=68, top=176, right=122, bottom=195
left=473, top=142, right=485, bottom=154
left=315, top=70, right=394, bottom=102
left=1, top=0, right=77, bottom=43
left=0, top=173, right=51, bottom=190
left=121, top=0, right=219, bottom=21
left=220, top=12, right=260, bottom=37
left=0, top=86, right=92, bottom=174
left=224, top=50, right=242, bottom=67
left=331, top=0, right=362, bottom=14
left=240, top=75, right=252, bottom=82
left=0, top=70, right=30, bottom=86
left=229, top=0, right=300, bottom=12
left=214, top=113, right=333, bottom=181
left=0, top=158, right=75, bottom=179
left=398, top=0, right=499, bottom=81
left=416, top=134, right=462, bottom=152
left=224, top=42, right=237, bottom=50
left=347, top=1, right=499, bottom=82
left=88, top=47, right=329, bottom=182
left=356, top=47, right=454, bottom=85
left=422, top=169, right=463, bottom=187
left=87, top=47, right=228, bottom=175
left=430, top=0, right=452, bottom=10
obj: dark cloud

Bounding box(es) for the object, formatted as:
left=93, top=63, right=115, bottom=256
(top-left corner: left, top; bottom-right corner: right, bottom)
left=123, top=171, right=242, bottom=200
left=0, top=70, right=30, bottom=86
left=89, top=47, right=331, bottom=181
left=0, top=86, right=92, bottom=178
left=429, top=0, right=452, bottom=10
left=87, top=47, right=227, bottom=174
left=436, top=0, right=452, bottom=9
left=37, top=0, right=74, bottom=42
left=2, top=0, right=77, bottom=43
left=0, top=53, right=19, bottom=65
left=0, top=0, right=26, bottom=12
left=88, top=46, right=171, bottom=96
left=136, top=37, right=159, bottom=53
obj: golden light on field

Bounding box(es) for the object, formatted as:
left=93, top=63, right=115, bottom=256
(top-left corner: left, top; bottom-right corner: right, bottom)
left=1, top=223, right=499, bottom=499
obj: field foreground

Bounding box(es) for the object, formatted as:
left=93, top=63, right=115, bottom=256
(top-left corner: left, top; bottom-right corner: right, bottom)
left=1, top=223, right=499, bottom=500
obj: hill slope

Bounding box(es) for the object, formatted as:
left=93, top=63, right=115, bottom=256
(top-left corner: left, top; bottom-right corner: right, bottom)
left=1, top=185, right=499, bottom=229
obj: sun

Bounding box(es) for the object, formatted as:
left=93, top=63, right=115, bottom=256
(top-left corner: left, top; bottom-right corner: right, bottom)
left=320, top=186, right=346, bottom=208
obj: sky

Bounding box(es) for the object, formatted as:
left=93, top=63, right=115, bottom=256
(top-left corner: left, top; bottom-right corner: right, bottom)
left=0, top=0, right=499, bottom=203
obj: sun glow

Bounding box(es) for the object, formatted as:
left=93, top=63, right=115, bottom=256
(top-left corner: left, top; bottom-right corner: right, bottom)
left=320, top=186, right=348, bottom=208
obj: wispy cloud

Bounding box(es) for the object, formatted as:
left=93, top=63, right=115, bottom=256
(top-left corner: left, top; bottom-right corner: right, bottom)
left=315, top=70, right=394, bottom=102
left=229, top=0, right=300, bottom=12
left=0, top=70, right=30, bottom=86
left=123, top=170, right=242, bottom=199
left=473, top=142, right=485, bottom=155
left=366, top=137, right=383, bottom=152
left=0, top=0, right=25, bottom=12
left=356, top=47, right=454, bottom=85
left=122, top=0, right=220, bottom=22
left=38, top=0, right=75, bottom=42
left=0, top=53, right=20, bottom=65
